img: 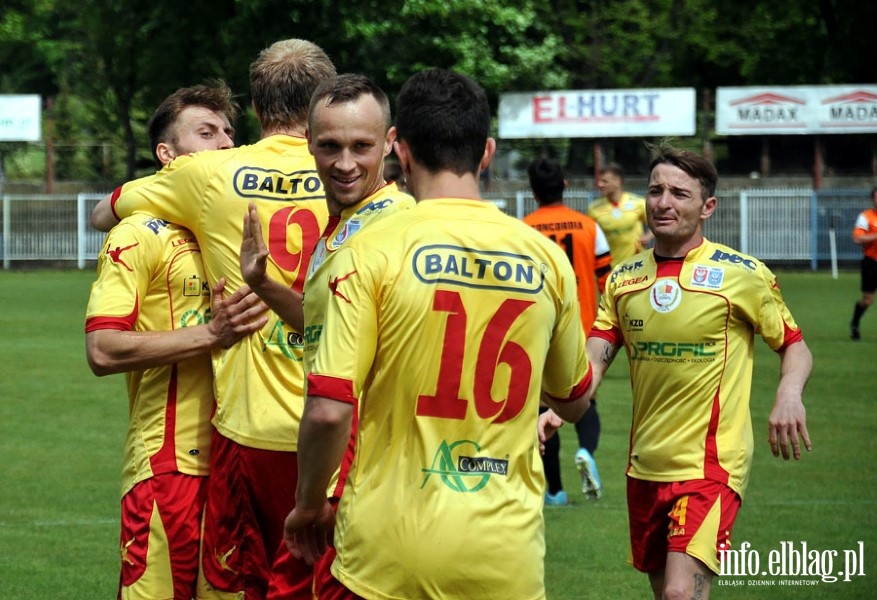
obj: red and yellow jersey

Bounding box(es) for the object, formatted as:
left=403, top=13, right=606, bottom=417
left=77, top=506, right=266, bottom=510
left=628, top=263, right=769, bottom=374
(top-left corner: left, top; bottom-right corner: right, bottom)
left=587, top=192, right=648, bottom=265
left=853, top=207, right=877, bottom=261
left=523, top=204, right=612, bottom=331
left=591, top=240, right=804, bottom=498
left=303, top=183, right=414, bottom=377
left=85, top=214, right=213, bottom=497
left=307, top=198, right=591, bottom=599
left=110, top=135, right=330, bottom=451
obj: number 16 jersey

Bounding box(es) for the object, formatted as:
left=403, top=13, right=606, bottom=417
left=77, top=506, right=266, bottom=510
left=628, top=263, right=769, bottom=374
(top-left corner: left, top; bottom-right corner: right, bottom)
left=307, top=198, right=591, bottom=600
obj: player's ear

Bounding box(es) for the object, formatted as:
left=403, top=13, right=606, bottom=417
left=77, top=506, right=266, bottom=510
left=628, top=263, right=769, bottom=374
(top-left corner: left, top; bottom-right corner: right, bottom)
left=384, top=126, right=396, bottom=159
left=155, top=142, right=175, bottom=166
left=701, top=196, right=717, bottom=220
left=394, top=139, right=411, bottom=175
left=480, top=137, right=496, bottom=172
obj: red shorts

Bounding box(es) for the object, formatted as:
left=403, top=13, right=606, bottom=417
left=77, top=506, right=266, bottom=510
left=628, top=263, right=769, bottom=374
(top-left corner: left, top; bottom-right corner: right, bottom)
left=627, top=477, right=741, bottom=575
left=118, top=472, right=206, bottom=600
left=198, top=429, right=306, bottom=600
left=312, top=548, right=365, bottom=600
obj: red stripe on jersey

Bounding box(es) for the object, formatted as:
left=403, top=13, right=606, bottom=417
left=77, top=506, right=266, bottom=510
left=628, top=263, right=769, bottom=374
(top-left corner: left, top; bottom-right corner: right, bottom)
left=149, top=363, right=179, bottom=475
left=84, top=297, right=139, bottom=332
left=307, top=374, right=356, bottom=404
left=110, top=185, right=123, bottom=221
left=703, top=389, right=730, bottom=484
left=546, top=363, right=593, bottom=403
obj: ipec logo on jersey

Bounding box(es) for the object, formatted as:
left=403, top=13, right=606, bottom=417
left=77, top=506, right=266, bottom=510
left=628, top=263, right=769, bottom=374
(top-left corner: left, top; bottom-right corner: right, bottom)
left=690, top=265, right=725, bottom=290
left=710, top=249, right=757, bottom=270
left=649, top=278, right=682, bottom=313
left=354, top=198, right=393, bottom=215
left=610, top=259, right=645, bottom=284
left=421, top=439, right=508, bottom=493
left=412, top=244, right=543, bottom=293
left=233, top=166, right=323, bottom=201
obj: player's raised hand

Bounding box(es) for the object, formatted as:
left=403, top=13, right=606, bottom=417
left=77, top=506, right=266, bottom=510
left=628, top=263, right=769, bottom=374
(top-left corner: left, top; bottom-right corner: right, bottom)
left=240, top=202, right=270, bottom=291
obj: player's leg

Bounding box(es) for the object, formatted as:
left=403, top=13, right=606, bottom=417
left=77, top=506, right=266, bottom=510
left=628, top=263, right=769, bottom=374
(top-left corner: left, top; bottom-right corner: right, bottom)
left=539, top=406, right=567, bottom=505
left=851, top=257, right=877, bottom=339
left=660, top=552, right=713, bottom=600
left=660, top=480, right=741, bottom=600
left=574, top=399, right=602, bottom=499
left=627, top=478, right=673, bottom=599
left=197, top=429, right=255, bottom=600
left=119, top=473, right=206, bottom=600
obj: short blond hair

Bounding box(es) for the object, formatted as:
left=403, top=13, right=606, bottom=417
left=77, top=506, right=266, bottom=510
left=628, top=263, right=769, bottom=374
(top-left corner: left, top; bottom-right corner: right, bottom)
left=249, top=39, right=336, bottom=131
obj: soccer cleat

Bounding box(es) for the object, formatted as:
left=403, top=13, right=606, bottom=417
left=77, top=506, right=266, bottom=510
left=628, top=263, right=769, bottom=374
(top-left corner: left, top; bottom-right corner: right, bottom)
left=850, top=325, right=861, bottom=340
left=544, top=490, right=569, bottom=506
left=575, top=448, right=603, bottom=500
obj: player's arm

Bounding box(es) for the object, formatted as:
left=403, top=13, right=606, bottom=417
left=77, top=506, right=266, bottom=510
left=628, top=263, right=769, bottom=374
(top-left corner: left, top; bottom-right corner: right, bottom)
left=86, top=279, right=268, bottom=375
left=91, top=192, right=118, bottom=231
left=586, top=335, right=621, bottom=393
left=767, top=340, right=813, bottom=460
left=284, top=394, right=352, bottom=565
left=240, top=202, right=304, bottom=331
left=593, top=224, right=612, bottom=293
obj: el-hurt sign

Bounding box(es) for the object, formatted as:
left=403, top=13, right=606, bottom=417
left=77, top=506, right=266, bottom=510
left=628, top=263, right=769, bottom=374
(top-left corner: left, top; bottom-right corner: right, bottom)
left=716, top=85, right=877, bottom=135
left=0, top=95, right=41, bottom=142
left=499, top=88, right=695, bottom=139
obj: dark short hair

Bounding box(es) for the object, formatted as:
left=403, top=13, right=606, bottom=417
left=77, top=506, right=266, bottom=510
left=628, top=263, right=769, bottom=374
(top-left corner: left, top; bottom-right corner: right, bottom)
left=599, top=162, right=624, bottom=180
left=147, top=80, right=239, bottom=165
left=250, top=38, right=336, bottom=132
left=308, top=73, right=391, bottom=132
left=394, top=68, right=490, bottom=176
left=647, top=142, right=718, bottom=200
left=528, top=157, right=564, bottom=204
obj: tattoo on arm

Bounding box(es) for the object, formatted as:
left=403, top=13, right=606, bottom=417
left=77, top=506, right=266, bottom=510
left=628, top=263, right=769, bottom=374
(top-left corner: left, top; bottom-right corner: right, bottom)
left=601, top=343, right=618, bottom=366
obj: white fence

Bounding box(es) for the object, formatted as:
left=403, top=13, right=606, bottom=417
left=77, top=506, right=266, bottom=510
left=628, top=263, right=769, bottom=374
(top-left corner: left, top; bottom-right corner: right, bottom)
left=0, top=189, right=870, bottom=270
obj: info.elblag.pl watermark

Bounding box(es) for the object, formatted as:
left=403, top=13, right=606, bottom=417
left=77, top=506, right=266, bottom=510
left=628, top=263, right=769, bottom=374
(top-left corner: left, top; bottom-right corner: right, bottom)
left=718, top=541, right=865, bottom=587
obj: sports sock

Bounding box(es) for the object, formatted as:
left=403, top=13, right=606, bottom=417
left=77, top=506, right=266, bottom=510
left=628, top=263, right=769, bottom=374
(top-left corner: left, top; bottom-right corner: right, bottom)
left=852, top=302, right=868, bottom=326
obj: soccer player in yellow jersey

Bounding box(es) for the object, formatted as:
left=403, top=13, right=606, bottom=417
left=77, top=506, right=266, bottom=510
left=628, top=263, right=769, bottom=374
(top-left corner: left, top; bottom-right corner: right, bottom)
left=850, top=186, right=877, bottom=340
left=238, top=73, right=414, bottom=598
left=85, top=82, right=267, bottom=600
left=91, top=40, right=337, bottom=600
left=588, top=162, right=653, bottom=265
left=587, top=143, right=813, bottom=600
left=285, top=68, right=593, bottom=600
left=524, top=156, right=612, bottom=504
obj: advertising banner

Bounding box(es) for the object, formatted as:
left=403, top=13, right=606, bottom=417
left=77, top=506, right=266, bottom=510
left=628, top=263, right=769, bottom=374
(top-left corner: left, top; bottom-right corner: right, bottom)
left=499, top=88, right=696, bottom=139
left=716, top=86, right=877, bottom=135
left=0, top=95, right=41, bottom=142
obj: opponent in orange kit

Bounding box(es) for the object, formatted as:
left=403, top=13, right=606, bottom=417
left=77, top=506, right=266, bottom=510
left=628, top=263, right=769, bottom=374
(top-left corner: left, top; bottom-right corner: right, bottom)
left=524, top=156, right=611, bottom=503
left=850, top=186, right=877, bottom=340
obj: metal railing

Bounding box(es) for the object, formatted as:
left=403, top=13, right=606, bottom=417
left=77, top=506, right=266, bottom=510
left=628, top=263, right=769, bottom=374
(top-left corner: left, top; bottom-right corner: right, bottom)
left=0, top=189, right=870, bottom=270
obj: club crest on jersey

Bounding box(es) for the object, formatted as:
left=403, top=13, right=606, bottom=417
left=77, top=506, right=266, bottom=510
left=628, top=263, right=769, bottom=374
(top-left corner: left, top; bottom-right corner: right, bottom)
left=328, top=219, right=362, bottom=250
left=412, top=244, right=543, bottom=293
left=690, top=265, right=725, bottom=290
left=649, top=278, right=682, bottom=313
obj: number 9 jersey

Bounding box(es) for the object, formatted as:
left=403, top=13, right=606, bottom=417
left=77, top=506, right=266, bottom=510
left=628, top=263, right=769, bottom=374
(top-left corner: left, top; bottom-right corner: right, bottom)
left=306, top=197, right=591, bottom=599
left=110, top=136, right=330, bottom=451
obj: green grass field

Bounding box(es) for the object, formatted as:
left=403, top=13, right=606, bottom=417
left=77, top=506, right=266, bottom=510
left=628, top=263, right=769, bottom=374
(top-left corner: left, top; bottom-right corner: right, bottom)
left=0, top=269, right=874, bottom=599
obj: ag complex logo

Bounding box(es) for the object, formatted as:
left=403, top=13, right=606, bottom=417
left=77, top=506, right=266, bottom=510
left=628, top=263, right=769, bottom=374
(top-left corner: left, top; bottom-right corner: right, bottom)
left=421, top=439, right=509, bottom=493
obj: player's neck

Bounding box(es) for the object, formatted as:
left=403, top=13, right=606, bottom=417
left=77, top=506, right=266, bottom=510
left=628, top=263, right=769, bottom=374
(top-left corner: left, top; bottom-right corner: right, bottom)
left=410, top=169, right=482, bottom=202
left=260, top=126, right=307, bottom=139
left=609, top=190, right=624, bottom=204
